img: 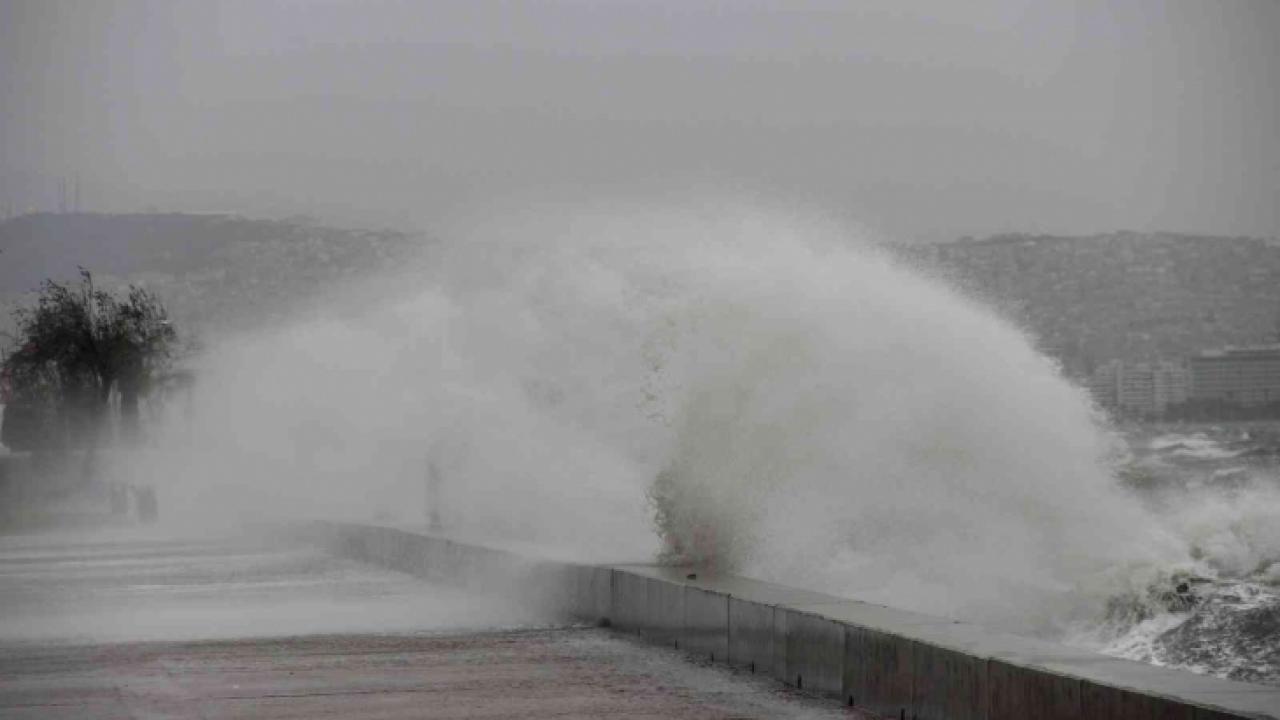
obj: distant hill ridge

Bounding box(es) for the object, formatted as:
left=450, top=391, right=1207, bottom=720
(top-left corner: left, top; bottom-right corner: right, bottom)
left=0, top=212, right=418, bottom=337
left=3, top=215, right=1276, bottom=372
left=901, top=232, right=1280, bottom=374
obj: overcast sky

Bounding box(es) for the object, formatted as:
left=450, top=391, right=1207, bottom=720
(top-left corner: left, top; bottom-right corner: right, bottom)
left=1, top=0, right=1277, bottom=241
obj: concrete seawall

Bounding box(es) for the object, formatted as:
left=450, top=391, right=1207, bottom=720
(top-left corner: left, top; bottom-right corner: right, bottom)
left=301, top=522, right=1280, bottom=719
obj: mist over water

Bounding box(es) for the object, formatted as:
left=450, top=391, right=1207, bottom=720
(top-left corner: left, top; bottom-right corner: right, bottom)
left=124, top=202, right=1192, bottom=635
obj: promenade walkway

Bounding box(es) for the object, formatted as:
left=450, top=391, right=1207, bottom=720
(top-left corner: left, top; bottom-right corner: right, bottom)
left=0, top=529, right=870, bottom=719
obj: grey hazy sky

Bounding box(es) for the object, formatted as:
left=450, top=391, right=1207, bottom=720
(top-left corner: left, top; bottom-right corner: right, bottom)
left=1, top=0, right=1277, bottom=240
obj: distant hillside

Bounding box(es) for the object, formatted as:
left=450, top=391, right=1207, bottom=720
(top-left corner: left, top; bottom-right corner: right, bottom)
left=901, top=232, right=1280, bottom=375
left=6, top=217, right=1274, bottom=377
left=0, top=212, right=420, bottom=338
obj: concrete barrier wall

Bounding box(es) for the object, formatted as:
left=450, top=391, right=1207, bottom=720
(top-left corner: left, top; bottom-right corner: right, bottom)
left=304, top=523, right=1280, bottom=720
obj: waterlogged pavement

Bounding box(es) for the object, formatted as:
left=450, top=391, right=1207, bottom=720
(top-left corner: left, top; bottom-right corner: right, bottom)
left=0, top=629, right=875, bottom=719
left=0, top=529, right=872, bottom=718
left=0, top=527, right=549, bottom=643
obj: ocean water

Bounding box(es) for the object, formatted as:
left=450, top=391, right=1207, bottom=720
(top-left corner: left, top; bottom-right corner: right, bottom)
left=1086, top=425, right=1280, bottom=684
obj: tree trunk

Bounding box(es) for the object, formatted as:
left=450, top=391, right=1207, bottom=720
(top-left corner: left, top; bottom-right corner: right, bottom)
left=119, top=374, right=140, bottom=444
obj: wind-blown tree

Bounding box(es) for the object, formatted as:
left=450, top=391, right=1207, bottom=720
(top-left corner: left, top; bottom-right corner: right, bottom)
left=1, top=270, right=176, bottom=452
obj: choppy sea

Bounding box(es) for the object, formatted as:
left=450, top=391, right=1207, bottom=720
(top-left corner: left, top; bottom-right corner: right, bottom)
left=1091, top=423, right=1280, bottom=685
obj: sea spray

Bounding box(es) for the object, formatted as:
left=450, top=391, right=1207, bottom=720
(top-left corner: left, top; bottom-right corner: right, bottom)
left=125, top=201, right=1188, bottom=634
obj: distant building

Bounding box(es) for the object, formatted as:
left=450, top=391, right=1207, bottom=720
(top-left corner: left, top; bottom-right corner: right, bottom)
left=1090, top=359, right=1189, bottom=418
left=1089, top=361, right=1121, bottom=410
left=1118, top=364, right=1157, bottom=416
left=1189, top=345, right=1280, bottom=407
left=1153, top=361, right=1191, bottom=413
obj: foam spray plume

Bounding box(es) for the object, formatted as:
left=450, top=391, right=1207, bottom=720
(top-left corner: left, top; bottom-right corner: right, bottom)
left=132, top=203, right=1189, bottom=638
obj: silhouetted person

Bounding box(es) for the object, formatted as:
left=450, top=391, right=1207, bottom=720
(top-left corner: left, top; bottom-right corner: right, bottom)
left=426, top=460, right=442, bottom=532
left=135, top=486, right=158, bottom=523
left=109, top=484, right=129, bottom=516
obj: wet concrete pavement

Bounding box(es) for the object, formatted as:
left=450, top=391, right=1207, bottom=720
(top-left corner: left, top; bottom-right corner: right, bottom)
left=0, top=529, right=872, bottom=718
left=0, top=528, right=547, bottom=644
left=0, top=628, right=876, bottom=719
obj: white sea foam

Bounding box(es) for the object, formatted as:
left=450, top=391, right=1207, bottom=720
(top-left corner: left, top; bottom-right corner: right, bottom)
left=123, top=201, right=1193, bottom=635
left=1150, top=434, right=1242, bottom=460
